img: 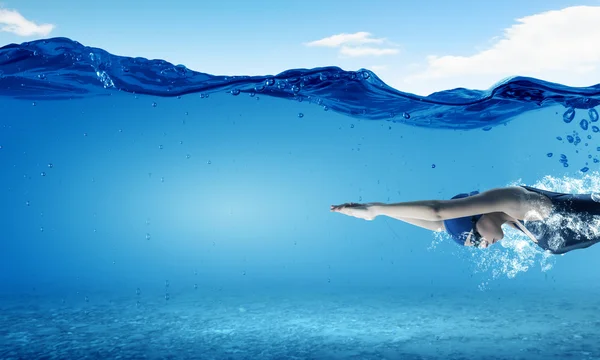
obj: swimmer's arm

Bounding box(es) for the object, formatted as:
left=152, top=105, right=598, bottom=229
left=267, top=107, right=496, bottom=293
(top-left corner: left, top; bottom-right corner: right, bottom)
left=370, top=187, right=523, bottom=221
left=331, top=202, right=443, bottom=230
left=385, top=216, right=445, bottom=232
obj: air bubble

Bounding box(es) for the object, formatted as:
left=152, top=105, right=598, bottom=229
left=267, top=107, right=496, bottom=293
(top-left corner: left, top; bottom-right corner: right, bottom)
left=362, top=71, right=370, bottom=79
left=40, top=172, right=46, bottom=177
left=159, top=145, right=163, bottom=150
left=581, top=167, right=590, bottom=173
left=592, top=126, right=599, bottom=133
left=207, top=160, right=211, bottom=165
left=265, top=78, right=275, bottom=86
left=403, top=112, right=411, bottom=119
left=431, top=164, right=436, bottom=169
left=563, top=108, right=575, bottom=123
left=145, top=233, right=151, bottom=240
left=547, top=153, right=553, bottom=157
left=298, top=113, right=304, bottom=118
left=186, top=154, right=191, bottom=159
left=152, top=102, right=157, bottom=107
left=580, top=119, right=589, bottom=131
left=291, top=85, right=300, bottom=93
left=592, top=193, right=600, bottom=202
left=48, top=163, right=53, bottom=168
left=230, top=89, right=240, bottom=96
left=589, top=108, right=599, bottom=122
left=165, top=293, right=170, bottom=301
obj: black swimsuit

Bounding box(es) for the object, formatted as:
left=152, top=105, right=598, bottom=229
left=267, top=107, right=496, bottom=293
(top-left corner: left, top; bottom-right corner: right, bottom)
left=518, top=186, right=600, bottom=254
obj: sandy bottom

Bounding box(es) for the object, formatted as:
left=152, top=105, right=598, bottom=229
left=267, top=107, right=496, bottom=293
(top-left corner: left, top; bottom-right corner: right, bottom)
left=1, top=287, right=599, bottom=360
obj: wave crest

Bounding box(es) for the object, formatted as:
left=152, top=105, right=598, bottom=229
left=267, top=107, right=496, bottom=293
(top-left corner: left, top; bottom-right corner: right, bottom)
left=2, top=37, right=600, bottom=129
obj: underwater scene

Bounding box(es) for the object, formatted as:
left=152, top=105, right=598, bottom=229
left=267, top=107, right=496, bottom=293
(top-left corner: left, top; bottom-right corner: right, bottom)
left=1, top=37, right=600, bottom=360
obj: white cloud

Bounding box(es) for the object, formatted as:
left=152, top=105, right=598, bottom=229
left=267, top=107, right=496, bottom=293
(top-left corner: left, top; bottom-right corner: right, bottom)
left=305, top=32, right=398, bottom=58
left=0, top=8, right=54, bottom=36
left=304, top=32, right=385, bottom=47
left=400, top=6, right=600, bottom=95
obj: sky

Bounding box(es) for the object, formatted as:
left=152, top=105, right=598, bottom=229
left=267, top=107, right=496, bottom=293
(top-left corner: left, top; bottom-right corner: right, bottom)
left=1, top=0, right=600, bottom=95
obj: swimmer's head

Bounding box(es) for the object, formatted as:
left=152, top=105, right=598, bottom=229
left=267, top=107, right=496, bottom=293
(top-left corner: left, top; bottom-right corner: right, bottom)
left=443, top=191, right=482, bottom=246
left=464, top=214, right=504, bottom=248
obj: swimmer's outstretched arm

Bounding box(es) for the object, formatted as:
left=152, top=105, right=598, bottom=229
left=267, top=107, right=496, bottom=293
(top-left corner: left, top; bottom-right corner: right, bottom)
left=331, top=187, right=523, bottom=222
left=330, top=202, right=445, bottom=231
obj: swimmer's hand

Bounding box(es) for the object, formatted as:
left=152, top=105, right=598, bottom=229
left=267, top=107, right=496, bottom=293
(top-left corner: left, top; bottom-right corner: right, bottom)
left=330, top=202, right=382, bottom=221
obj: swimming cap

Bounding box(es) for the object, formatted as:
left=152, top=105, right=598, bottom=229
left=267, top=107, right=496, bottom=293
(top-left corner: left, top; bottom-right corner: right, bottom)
left=443, top=191, right=482, bottom=245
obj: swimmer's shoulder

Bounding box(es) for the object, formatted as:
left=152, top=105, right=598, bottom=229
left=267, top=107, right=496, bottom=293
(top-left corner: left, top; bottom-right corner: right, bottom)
left=479, top=186, right=551, bottom=220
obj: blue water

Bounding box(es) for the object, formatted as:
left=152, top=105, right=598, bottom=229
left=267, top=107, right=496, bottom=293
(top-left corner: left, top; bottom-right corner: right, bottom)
left=1, top=38, right=600, bottom=359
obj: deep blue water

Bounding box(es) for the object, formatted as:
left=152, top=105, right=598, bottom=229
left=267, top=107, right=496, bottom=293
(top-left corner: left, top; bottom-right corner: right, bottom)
left=1, top=38, right=600, bottom=359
